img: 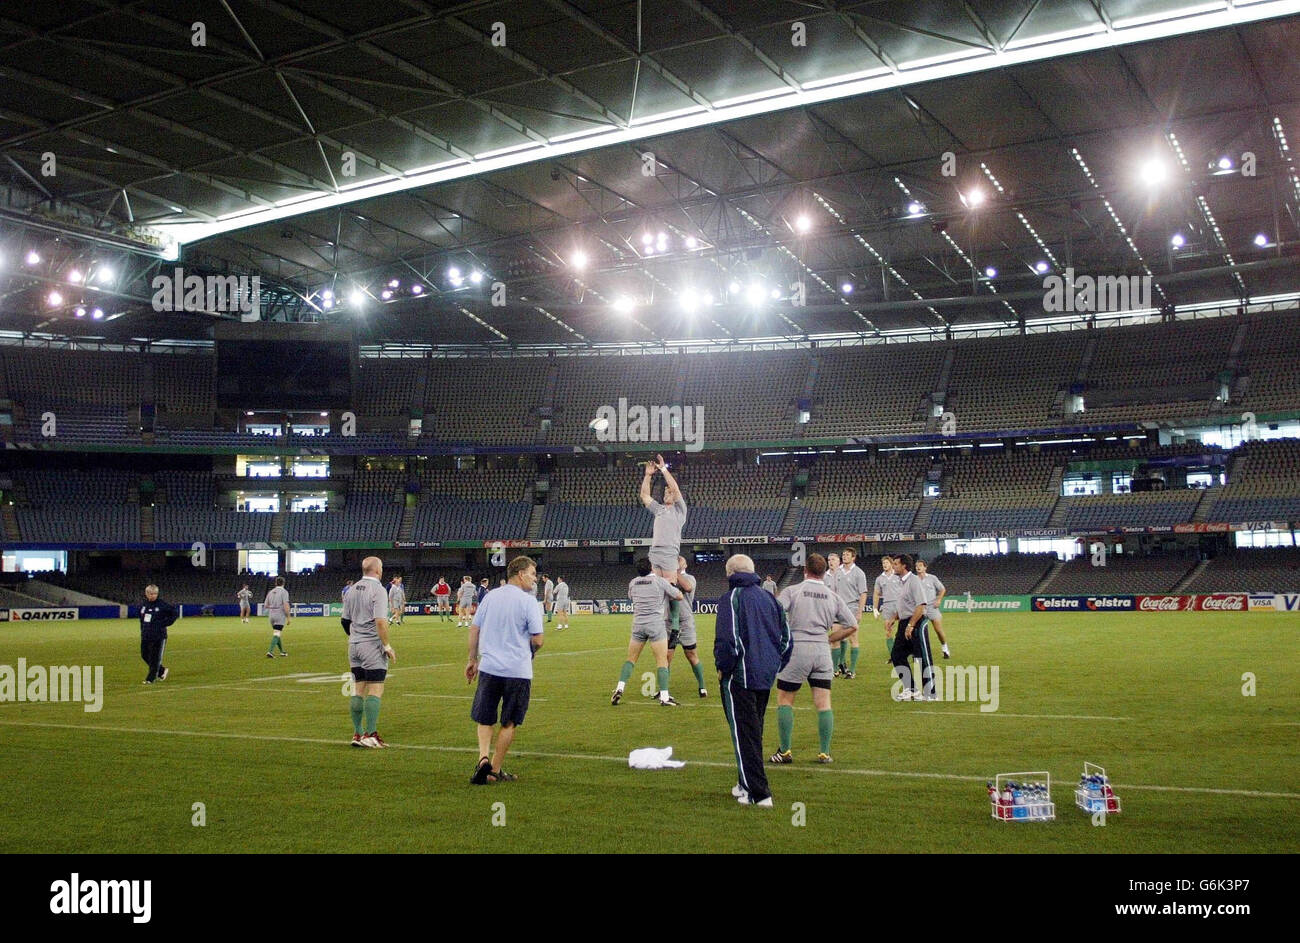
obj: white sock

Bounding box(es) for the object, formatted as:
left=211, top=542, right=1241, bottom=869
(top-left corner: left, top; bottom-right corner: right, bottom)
left=659, top=690, right=670, bottom=702
left=942, top=644, right=950, bottom=654
left=616, top=681, right=625, bottom=692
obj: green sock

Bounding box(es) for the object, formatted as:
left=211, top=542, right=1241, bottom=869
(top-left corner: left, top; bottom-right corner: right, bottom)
left=849, top=647, right=860, bottom=672
left=276, top=634, right=284, bottom=652
left=267, top=634, right=277, bottom=654
left=349, top=695, right=364, bottom=735
left=363, top=695, right=381, bottom=734
left=817, top=709, right=834, bottom=754
left=691, top=661, right=706, bottom=690
left=656, top=666, right=670, bottom=694
left=669, top=598, right=680, bottom=632
left=618, top=661, right=635, bottom=684
left=886, top=636, right=894, bottom=654
left=838, top=641, right=849, bottom=667
left=777, top=705, right=794, bottom=752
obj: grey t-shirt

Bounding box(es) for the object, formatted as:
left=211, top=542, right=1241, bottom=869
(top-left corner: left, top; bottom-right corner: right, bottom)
left=875, top=571, right=901, bottom=605
left=388, top=583, right=406, bottom=609
left=457, top=582, right=477, bottom=605
left=237, top=588, right=251, bottom=603
left=920, top=573, right=945, bottom=609
left=628, top=573, right=683, bottom=633
left=779, top=577, right=858, bottom=644
left=263, top=586, right=289, bottom=623
left=676, top=572, right=696, bottom=632
left=554, top=581, right=569, bottom=606
left=761, top=578, right=777, bottom=596
left=646, top=497, right=687, bottom=553
left=343, top=576, right=388, bottom=641
left=896, top=571, right=928, bottom=623
left=543, top=579, right=554, bottom=602
left=836, top=564, right=869, bottom=612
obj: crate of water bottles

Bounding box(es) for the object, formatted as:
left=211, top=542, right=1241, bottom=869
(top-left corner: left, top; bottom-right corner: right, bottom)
left=1074, top=762, right=1121, bottom=815
left=988, top=771, right=1055, bottom=821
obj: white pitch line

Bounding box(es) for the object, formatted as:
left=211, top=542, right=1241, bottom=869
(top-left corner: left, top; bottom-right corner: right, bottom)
left=1, top=719, right=1295, bottom=800
left=402, top=694, right=549, bottom=701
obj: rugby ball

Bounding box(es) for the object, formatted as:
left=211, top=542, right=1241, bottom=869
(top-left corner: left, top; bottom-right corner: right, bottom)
left=589, top=417, right=610, bottom=433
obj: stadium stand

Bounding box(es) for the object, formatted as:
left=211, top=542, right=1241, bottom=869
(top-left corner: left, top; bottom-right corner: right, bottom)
left=1206, top=439, right=1300, bottom=522
left=11, top=469, right=140, bottom=543
left=1041, top=550, right=1200, bottom=594
left=425, top=358, right=548, bottom=445
left=675, top=459, right=793, bottom=538
left=806, top=343, right=947, bottom=437
left=929, top=449, right=1057, bottom=532
left=153, top=470, right=272, bottom=543
left=682, top=349, right=810, bottom=441
left=1182, top=547, right=1300, bottom=593
left=411, top=466, right=533, bottom=541
left=1235, top=312, right=1300, bottom=416
left=946, top=332, right=1089, bottom=431
left=546, top=354, right=675, bottom=445
left=799, top=453, right=925, bottom=533
left=1057, top=490, right=1201, bottom=529
left=540, top=466, right=645, bottom=539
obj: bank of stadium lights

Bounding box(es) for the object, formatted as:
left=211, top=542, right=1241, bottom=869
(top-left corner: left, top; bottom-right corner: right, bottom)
left=906, top=202, right=926, bottom=218
left=381, top=289, right=393, bottom=300
left=388, top=279, right=399, bottom=289
left=91, top=307, right=104, bottom=320
left=612, top=296, right=635, bottom=314
left=1034, top=261, right=1050, bottom=274
left=95, top=266, right=114, bottom=284
left=745, top=282, right=766, bottom=307
left=469, top=270, right=483, bottom=284
left=841, top=282, right=854, bottom=294
left=25, top=250, right=40, bottom=266
left=685, top=236, right=698, bottom=249
left=74, top=306, right=85, bottom=318
left=984, top=266, right=997, bottom=279
left=349, top=289, right=365, bottom=307
left=67, top=269, right=83, bottom=284
left=1254, top=233, right=1271, bottom=248
left=1171, top=233, right=1186, bottom=248
left=46, top=290, right=62, bottom=307
left=960, top=188, right=985, bottom=208
left=571, top=250, right=588, bottom=270
left=1140, top=158, right=1167, bottom=187
left=411, top=284, right=424, bottom=295
left=794, top=215, right=812, bottom=233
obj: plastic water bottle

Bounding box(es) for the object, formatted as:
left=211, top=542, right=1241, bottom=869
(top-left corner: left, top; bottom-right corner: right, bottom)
left=1013, top=785, right=1028, bottom=819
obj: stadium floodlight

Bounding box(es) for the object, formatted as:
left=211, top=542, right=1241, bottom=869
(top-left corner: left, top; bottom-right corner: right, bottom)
left=321, top=288, right=333, bottom=300
left=96, top=266, right=114, bottom=284
left=91, top=307, right=104, bottom=319
left=388, top=278, right=400, bottom=288
left=841, top=281, right=854, bottom=294
left=447, top=266, right=460, bottom=280
left=746, top=282, right=766, bottom=306
left=381, top=289, right=393, bottom=300
left=701, top=291, right=713, bottom=306
left=907, top=201, right=925, bottom=216
left=656, top=232, right=668, bottom=246
left=613, top=296, right=635, bottom=314
left=641, top=232, right=653, bottom=245
left=1035, top=261, right=1050, bottom=274
left=770, top=288, right=782, bottom=299
left=26, top=250, right=40, bottom=266
left=963, top=188, right=985, bottom=207
left=67, top=269, right=83, bottom=283
left=1254, top=233, right=1269, bottom=247
left=349, top=289, right=365, bottom=306
left=728, top=281, right=741, bottom=294
left=644, top=244, right=655, bottom=255
left=984, top=266, right=997, bottom=278
left=322, top=297, right=334, bottom=308
left=794, top=215, right=812, bottom=233
left=571, top=250, right=588, bottom=270
left=1171, top=233, right=1185, bottom=248
left=1139, top=158, right=1167, bottom=187
left=685, top=236, right=698, bottom=249
left=470, top=270, right=483, bottom=284
left=1218, top=156, right=1233, bottom=171
left=411, top=284, right=424, bottom=294
left=74, top=306, right=86, bottom=317
left=680, top=288, right=700, bottom=313
left=46, top=290, right=62, bottom=306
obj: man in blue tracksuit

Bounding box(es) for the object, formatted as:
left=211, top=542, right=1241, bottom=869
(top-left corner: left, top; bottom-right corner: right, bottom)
left=139, top=583, right=179, bottom=684
left=714, top=554, right=793, bottom=807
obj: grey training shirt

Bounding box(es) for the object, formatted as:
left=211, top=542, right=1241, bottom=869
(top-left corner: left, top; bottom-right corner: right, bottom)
left=343, top=576, right=388, bottom=641
left=779, top=577, right=858, bottom=644
left=628, top=573, right=683, bottom=633
left=264, top=586, right=289, bottom=623
left=647, top=497, right=687, bottom=553
left=896, top=571, right=929, bottom=623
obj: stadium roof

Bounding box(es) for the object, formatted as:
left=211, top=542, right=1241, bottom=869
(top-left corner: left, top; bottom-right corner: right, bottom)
left=1, top=0, right=1299, bottom=347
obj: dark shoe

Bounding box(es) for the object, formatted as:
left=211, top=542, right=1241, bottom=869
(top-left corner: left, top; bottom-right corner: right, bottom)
left=470, top=757, right=492, bottom=785
left=487, top=769, right=517, bottom=783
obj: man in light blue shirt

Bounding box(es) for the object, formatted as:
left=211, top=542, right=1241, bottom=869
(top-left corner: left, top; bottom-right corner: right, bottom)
left=467, top=555, right=544, bottom=785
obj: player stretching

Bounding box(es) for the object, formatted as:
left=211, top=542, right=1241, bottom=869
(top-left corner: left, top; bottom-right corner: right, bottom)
left=833, top=548, right=868, bottom=679
left=388, top=575, right=406, bottom=626
left=770, top=553, right=858, bottom=765
left=639, top=455, right=687, bottom=634
left=553, top=576, right=571, bottom=630
left=915, top=559, right=950, bottom=658
left=662, top=556, right=708, bottom=698
left=611, top=557, right=684, bottom=707
left=236, top=584, right=252, bottom=623
left=433, top=577, right=452, bottom=622
left=456, top=576, right=476, bottom=627
left=873, top=554, right=901, bottom=660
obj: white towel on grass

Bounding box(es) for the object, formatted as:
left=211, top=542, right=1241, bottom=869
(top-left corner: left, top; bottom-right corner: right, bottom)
left=628, top=746, right=685, bottom=769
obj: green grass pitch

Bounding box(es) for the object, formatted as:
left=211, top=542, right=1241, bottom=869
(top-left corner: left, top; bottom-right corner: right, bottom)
left=0, top=611, right=1295, bottom=853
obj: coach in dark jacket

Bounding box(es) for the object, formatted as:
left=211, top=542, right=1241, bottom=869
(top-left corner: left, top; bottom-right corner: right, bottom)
left=715, top=554, right=793, bottom=807
left=139, top=584, right=178, bottom=685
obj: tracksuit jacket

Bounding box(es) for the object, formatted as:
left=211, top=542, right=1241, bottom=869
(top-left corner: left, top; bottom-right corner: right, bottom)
left=714, top=571, right=793, bottom=688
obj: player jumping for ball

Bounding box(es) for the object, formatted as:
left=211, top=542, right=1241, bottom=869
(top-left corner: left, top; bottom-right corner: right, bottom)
left=639, top=454, right=687, bottom=634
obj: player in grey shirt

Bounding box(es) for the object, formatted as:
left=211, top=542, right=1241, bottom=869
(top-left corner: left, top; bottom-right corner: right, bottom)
left=889, top=553, right=935, bottom=701
left=456, top=576, right=477, bottom=627
left=552, top=576, right=571, bottom=631
left=824, top=553, right=840, bottom=597
left=387, top=575, right=406, bottom=626
left=611, top=557, right=684, bottom=707
left=263, top=577, right=290, bottom=658
left=915, top=559, right=950, bottom=658
left=639, top=455, right=688, bottom=633
left=663, top=556, right=707, bottom=698
left=342, top=556, right=396, bottom=748
left=771, top=553, right=858, bottom=764
left=873, top=554, right=902, bottom=658
left=833, top=548, right=869, bottom=679
left=236, top=584, right=252, bottom=623
left=761, top=575, right=778, bottom=596
left=542, top=574, right=555, bottom=623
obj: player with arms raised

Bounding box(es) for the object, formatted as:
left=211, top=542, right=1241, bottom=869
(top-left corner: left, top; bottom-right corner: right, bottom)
left=639, top=454, right=687, bottom=634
